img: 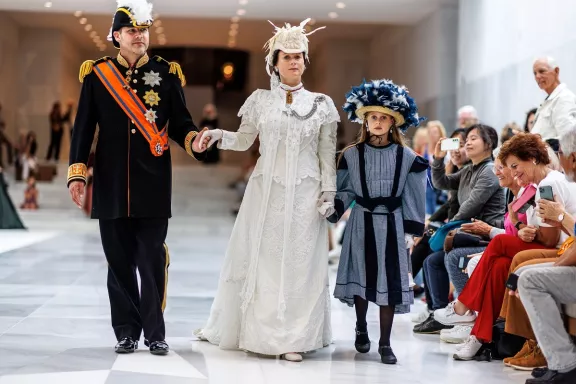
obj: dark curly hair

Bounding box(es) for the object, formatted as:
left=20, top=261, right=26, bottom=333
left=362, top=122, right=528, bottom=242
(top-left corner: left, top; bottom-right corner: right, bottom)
left=497, top=132, right=550, bottom=166
left=466, top=124, right=499, bottom=154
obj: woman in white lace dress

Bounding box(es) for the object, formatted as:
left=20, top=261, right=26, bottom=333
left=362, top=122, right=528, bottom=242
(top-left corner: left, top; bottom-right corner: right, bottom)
left=195, top=19, right=339, bottom=362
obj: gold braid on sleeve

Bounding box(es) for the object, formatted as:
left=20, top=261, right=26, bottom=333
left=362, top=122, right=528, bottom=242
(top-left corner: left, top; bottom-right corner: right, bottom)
left=67, top=163, right=87, bottom=184
left=184, top=131, right=198, bottom=160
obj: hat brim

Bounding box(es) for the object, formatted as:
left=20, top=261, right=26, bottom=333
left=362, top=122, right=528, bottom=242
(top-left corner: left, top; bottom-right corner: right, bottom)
left=356, top=106, right=405, bottom=127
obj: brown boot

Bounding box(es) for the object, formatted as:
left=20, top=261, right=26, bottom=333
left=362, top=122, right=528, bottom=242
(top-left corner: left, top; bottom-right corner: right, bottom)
left=504, top=340, right=535, bottom=366
left=508, top=345, right=547, bottom=371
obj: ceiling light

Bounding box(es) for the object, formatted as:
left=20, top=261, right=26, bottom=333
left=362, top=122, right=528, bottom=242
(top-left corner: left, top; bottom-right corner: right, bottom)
left=336, top=2, right=346, bottom=8
left=156, top=27, right=164, bottom=34
left=99, top=46, right=106, bottom=51
left=229, top=30, right=238, bottom=37
left=90, top=31, right=97, bottom=38
left=230, top=23, right=239, bottom=30
left=158, top=41, right=166, bottom=46
left=85, top=24, right=92, bottom=31
left=239, top=0, right=248, bottom=4
left=309, top=18, right=316, bottom=25
left=153, top=20, right=162, bottom=27
left=231, top=16, right=240, bottom=22
left=79, top=17, right=87, bottom=24
left=74, top=11, right=82, bottom=17
left=44, top=2, right=52, bottom=8
left=236, top=9, right=246, bottom=16
left=158, top=34, right=165, bottom=39
left=328, top=12, right=338, bottom=18
left=152, top=12, right=159, bottom=19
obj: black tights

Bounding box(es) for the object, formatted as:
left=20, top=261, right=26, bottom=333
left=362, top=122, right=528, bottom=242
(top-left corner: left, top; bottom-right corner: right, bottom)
left=354, top=295, right=395, bottom=347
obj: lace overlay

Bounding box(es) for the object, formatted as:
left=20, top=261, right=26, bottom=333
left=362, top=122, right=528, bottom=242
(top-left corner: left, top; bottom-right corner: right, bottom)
left=195, top=85, right=339, bottom=355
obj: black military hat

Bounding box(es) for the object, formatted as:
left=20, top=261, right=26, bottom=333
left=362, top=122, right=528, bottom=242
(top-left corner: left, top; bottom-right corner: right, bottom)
left=107, top=0, right=154, bottom=48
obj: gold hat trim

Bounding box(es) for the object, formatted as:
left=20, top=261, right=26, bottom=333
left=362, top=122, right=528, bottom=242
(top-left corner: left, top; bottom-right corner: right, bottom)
left=356, top=106, right=405, bottom=127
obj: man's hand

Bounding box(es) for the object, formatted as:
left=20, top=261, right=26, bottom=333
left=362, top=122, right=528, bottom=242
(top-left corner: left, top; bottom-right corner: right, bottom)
left=69, top=180, right=85, bottom=208
left=537, top=196, right=564, bottom=225
left=199, top=129, right=223, bottom=151
left=518, top=225, right=537, bottom=243
left=460, top=219, right=492, bottom=237
left=192, top=127, right=209, bottom=153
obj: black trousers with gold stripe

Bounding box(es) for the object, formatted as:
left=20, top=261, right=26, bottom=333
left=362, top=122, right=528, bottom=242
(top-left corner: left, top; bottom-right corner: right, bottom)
left=99, top=218, right=170, bottom=343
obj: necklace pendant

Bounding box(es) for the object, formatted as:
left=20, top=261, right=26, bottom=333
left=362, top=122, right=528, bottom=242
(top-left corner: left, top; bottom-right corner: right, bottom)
left=286, top=91, right=293, bottom=105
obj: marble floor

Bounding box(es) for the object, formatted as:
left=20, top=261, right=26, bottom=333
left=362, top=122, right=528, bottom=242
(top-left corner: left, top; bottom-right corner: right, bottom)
left=0, top=164, right=530, bottom=384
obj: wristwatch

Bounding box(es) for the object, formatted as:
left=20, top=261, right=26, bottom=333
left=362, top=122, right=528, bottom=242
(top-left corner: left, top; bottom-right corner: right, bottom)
left=515, top=221, right=523, bottom=231
left=558, top=212, right=565, bottom=222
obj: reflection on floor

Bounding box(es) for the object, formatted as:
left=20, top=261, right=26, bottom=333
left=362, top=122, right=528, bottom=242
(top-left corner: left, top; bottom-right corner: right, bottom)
left=0, top=165, right=529, bottom=383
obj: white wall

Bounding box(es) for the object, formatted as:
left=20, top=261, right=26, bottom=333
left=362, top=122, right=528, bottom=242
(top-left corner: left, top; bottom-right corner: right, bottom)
left=0, top=13, right=20, bottom=141
left=457, top=0, right=576, bottom=131
left=369, top=4, right=459, bottom=133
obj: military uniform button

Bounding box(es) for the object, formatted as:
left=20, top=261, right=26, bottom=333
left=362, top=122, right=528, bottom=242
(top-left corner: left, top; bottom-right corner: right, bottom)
left=134, top=70, right=138, bottom=74
left=133, top=89, right=137, bottom=93
left=133, top=79, right=137, bottom=83
left=131, top=129, right=136, bottom=134
left=131, top=120, right=135, bottom=124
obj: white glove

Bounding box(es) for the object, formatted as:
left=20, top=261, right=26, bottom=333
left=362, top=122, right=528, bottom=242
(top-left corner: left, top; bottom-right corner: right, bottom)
left=405, top=234, right=414, bottom=249
left=199, top=129, right=223, bottom=150
left=317, top=191, right=336, bottom=218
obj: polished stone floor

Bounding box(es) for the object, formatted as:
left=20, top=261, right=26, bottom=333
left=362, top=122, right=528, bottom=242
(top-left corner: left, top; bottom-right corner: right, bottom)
left=0, top=164, right=530, bottom=383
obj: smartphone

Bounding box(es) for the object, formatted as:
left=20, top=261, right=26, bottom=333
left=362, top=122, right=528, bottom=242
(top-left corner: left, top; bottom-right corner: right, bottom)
left=512, top=184, right=537, bottom=213
left=506, top=273, right=519, bottom=291
left=458, top=255, right=470, bottom=270
left=539, top=185, right=554, bottom=201
left=441, top=138, right=460, bottom=151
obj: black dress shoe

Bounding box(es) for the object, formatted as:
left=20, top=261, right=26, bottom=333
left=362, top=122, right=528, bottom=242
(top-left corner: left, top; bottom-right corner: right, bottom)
left=526, top=366, right=576, bottom=383
left=144, top=339, right=149, bottom=347
left=149, top=340, right=169, bottom=355
left=531, top=367, right=548, bottom=378
left=115, top=337, right=138, bottom=354
left=354, top=327, right=371, bottom=353
left=378, top=345, right=397, bottom=365
left=413, top=314, right=453, bottom=334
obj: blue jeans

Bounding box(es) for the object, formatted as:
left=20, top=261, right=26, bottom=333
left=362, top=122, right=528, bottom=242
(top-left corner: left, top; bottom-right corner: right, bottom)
left=423, top=251, right=449, bottom=310
left=444, top=246, right=487, bottom=295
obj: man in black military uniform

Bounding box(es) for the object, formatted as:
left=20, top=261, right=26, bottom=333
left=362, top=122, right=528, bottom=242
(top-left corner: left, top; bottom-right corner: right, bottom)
left=67, top=0, right=207, bottom=355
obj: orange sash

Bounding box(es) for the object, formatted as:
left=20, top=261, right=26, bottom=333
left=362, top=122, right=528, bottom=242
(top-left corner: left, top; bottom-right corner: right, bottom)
left=93, top=61, right=168, bottom=156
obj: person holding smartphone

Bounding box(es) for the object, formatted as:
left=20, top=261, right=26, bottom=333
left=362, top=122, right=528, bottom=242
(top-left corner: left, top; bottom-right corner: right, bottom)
left=434, top=133, right=576, bottom=361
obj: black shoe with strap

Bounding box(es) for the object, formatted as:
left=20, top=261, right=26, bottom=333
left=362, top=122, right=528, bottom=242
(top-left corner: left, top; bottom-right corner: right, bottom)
left=354, top=327, right=371, bottom=353
left=378, top=345, right=397, bottom=365
left=115, top=337, right=138, bottom=354
left=149, top=340, right=170, bottom=355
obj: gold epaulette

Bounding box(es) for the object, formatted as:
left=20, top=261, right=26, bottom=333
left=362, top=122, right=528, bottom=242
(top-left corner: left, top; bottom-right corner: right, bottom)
left=79, top=56, right=111, bottom=83
left=155, top=56, right=186, bottom=87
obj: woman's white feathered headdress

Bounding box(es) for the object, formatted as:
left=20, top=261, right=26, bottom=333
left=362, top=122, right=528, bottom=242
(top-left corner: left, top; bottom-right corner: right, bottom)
left=263, top=18, right=325, bottom=77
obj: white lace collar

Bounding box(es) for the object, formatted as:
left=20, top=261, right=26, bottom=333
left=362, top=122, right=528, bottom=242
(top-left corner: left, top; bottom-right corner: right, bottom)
left=279, top=82, right=304, bottom=92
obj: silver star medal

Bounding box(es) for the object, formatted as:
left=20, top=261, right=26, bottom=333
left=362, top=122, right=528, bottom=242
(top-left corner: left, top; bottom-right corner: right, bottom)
left=143, top=71, right=162, bottom=87
left=145, top=109, right=157, bottom=123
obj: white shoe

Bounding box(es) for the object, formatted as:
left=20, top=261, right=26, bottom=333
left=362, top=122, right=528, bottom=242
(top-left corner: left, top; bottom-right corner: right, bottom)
left=434, top=302, right=476, bottom=326
left=440, top=325, right=473, bottom=344
left=283, top=353, right=303, bottom=362
left=453, top=335, right=482, bottom=360
left=410, top=309, right=430, bottom=323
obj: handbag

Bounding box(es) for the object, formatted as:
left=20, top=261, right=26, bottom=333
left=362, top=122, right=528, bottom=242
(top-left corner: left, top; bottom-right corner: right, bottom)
left=429, top=220, right=468, bottom=252
left=445, top=232, right=490, bottom=253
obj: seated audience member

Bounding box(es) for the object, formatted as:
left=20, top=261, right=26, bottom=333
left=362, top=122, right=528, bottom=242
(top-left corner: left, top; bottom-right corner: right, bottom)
left=434, top=133, right=574, bottom=360
left=516, top=130, right=576, bottom=383
left=416, top=154, right=525, bottom=337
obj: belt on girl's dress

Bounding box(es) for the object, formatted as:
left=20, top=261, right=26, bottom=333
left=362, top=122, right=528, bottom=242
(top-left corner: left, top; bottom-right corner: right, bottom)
left=355, top=196, right=402, bottom=212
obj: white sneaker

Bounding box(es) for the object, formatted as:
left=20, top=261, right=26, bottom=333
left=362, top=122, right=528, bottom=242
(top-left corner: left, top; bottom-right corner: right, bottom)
left=283, top=353, right=303, bottom=362
left=453, top=335, right=482, bottom=360
left=434, top=302, right=477, bottom=326
left=410, top=309, right=430, bottom=323
left=440, top=325, right=472, bottom=344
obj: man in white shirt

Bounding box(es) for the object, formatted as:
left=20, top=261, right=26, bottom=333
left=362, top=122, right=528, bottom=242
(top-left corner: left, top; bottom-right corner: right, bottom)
left=531, top=57, right=576, bottom=141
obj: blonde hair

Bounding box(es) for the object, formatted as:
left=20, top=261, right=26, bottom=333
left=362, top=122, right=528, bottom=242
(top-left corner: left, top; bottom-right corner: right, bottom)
left=412, top=126, right=428, bottom=152
left=427, top=120, right=447, bottom=138
left=338, top=114, right=407, bottom=165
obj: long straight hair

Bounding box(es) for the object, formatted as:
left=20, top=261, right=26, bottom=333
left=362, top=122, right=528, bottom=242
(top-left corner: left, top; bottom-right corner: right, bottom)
left=337, top=117, right=407, bottom=165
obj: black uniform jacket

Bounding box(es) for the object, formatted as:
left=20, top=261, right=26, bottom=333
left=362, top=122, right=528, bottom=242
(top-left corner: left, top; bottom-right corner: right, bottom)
left=67, top=53, right=204, bottom=220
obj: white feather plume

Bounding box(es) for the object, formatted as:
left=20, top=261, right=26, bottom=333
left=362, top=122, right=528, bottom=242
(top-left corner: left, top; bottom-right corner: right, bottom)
left=116, top=0, right=153, bottom=24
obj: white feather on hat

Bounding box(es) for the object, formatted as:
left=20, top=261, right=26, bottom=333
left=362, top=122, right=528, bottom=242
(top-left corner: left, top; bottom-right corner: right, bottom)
left=107, top=0, right=154, bottom=42
left=263, top=18, right=325, bottom=76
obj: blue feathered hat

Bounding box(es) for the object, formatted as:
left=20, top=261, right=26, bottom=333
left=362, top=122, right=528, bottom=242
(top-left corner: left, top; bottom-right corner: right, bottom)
left=343, top=79, right=426, bottom=131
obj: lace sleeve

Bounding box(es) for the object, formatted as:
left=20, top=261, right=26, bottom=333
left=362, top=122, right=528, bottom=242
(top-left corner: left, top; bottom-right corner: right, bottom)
left=238, top=89, right=266, bottom=126
left=320, top=95, right=341, bottom=125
